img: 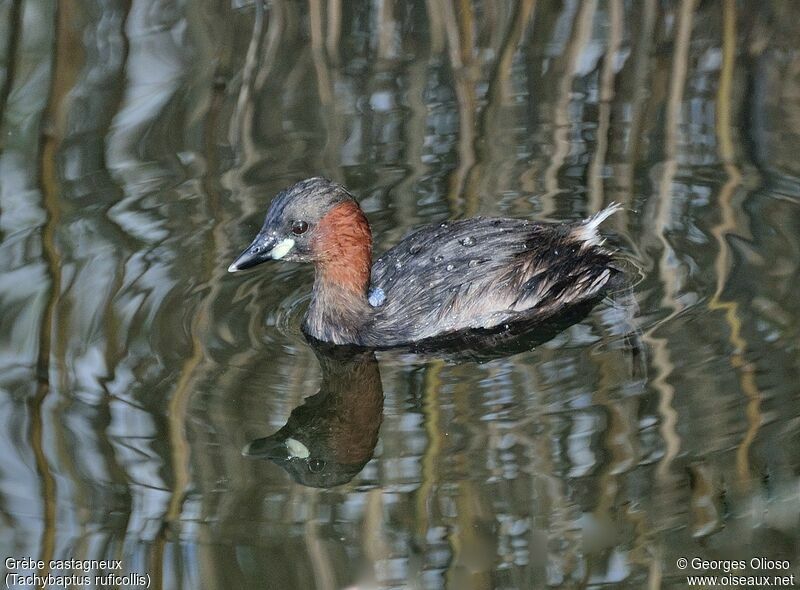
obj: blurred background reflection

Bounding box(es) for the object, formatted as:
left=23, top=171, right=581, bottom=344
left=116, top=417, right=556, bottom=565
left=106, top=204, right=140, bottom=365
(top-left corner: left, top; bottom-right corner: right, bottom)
left=0, top=0, right=799, bottom=588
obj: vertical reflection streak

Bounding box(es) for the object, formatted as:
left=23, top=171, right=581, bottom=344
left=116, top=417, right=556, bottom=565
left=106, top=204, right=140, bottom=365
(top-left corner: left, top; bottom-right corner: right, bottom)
left=592, top=378, right=637, bottom=517
left=392, top=57, right=429, bottom=227
left=49, top=0, right=97, bottom=548
left=160, top=155, right=215, bottom=509
left=424, top=0, right=445, bottom=55
left=415, top=362, right=443, bottom=542
left=445, top=370, right=492, bottom=588
left=26, top=0, right=60, bottom=583
left=440, top=0, right=477, bottom=214
left=519, top=362, right=580, bottom=584
left=309, top=0, right=341, bottom=178
left=455, top=491, right=493, bottom=587
left=303, top=492, right=336, bottom=590
left=308, top=0, right=331, bottom=104
left=707, top=0, right=761, bottom=488
left=542, top=0, right=596, bottom=217
left=648, top=546, right=663, bottom=590
left=362, top=489, right=390, bottom=576
left=473, top=0, right=536, bottom=215
left=0, top=0, right=23, bottom=134
left=152, top=6, right=235, bottom=582
left=193, top=6, right=240, bottom=576
left=618, top=0, right=657, bottom=218
left=651, top=341, right=679, bottom=483
left=623, top=502, right=661, bottom=588
left=688, top=462, right=721, bottom=536
left=588, top=0, right=622, bottom=213
left=649, top=0, right=696, bottom=482
left=230, top=0, right=267, bottom=172
left=229, top=0, right=286, bottom=214
left=589, top=0, right=636, bottom=540
left=376, top=0, right=394, bottom=61
left=325, top=0, right=340, bottom=64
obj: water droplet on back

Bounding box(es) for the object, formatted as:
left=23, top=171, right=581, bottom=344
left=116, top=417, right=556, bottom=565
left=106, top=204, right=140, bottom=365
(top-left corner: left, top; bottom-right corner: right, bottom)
left=468, top=259, right=480, bottom=268
left=445, top=263, right=455, bottom=271
left=368, top=287, right=386, bottom=307
left=409, top=244, right=422, bottom=255
left=433, top=254, right=444, bottom=263
left=394, top=260, right=402, bottom=269
left=459, top=236, right=476, bottom=247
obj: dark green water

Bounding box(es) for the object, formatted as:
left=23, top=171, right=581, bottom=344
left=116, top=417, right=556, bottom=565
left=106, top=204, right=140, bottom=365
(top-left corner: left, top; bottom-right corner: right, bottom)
left=1, top=1, right=799, bottom=589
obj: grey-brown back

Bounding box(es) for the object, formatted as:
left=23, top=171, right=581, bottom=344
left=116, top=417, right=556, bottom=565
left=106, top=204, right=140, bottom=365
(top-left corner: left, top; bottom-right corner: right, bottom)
left=364, top=216, right=619, bottom=346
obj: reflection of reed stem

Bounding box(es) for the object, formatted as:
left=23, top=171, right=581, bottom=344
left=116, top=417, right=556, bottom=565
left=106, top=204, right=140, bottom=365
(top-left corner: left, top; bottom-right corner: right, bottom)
left=648, top=546, right=663, bottom=590
left=471, top=0, right=536, bottom=215
left=325, top=0, right=341, bottom=64
left=363, top=488, right=391, bottom=567
left=521, top=363, right=580, bottom=582
left=588, top=0, right=622, bottom=213
left=377, top=0, right=395, bottom=60
left=624, top=503, right=660, bottom=588
left=494, top=0, right=536, bottom=104
left=233, top=0, right=286, bottom=201
left=589, top=0, right=635, bottom=521
left=309, top=0, right=343, bottom=177
left=440, top=0, right=477, bottom=214
left=652, top=341, right=680, bottom=482
left=30, top=144, right=58, bottom=588
left=618, top=0, right=657, bottom=220
left=0, top=0, right=23, bottom=142
left=31, top=1, right=63, bottom=583
left=542, top=0, right=596, bottom=216
left=158, top=316, right=202, bottom=547
left=456, top=0, right=473, bottom=63
left=416, top=362, right=443, bottom=539
left=392, top=58, right=431, bottom=232
left=254, top=0, right=286, bottom=92
left=444, top=368, right=492, bottom=586
left=688, top=462, right=720, bottom=536
left=157, top=38, right=231, bottom=581
left=446, top=481, right=492, bottom=589
left=231, top=0, right=265, bottom=150
left=304, top=492, right=336, bottom=590
left=707, top=0, right=760, bottom=489
left=594, top=401, right=637, bottom=514
left=309, top=0, right=331, bottom=103
left=650, top=0, right=696, bottom=482
left=424, top=0, right=445, bottom=55
left=192, top=65, right=233, bottom=586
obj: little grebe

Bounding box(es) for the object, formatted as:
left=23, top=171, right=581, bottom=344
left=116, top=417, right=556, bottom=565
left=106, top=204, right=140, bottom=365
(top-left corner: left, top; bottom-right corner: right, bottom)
left=229, top=177, right=622, bottom=347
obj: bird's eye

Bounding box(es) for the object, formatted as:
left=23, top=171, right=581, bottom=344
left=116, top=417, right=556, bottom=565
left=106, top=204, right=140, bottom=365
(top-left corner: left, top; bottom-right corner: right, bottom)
left=291, top=220, right=309, bottom=235
left=307, top=458, right=326, bottom=473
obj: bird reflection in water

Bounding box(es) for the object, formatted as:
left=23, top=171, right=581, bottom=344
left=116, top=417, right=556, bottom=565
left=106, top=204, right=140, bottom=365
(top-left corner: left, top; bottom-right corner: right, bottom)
left=244, top=293, right=640, bottom=488
left=243, top=346, right=383, bottom=488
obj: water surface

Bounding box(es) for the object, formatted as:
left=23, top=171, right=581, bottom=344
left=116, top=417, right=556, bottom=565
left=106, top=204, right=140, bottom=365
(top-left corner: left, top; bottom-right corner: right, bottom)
left=1, top=1, right=799, bottom=588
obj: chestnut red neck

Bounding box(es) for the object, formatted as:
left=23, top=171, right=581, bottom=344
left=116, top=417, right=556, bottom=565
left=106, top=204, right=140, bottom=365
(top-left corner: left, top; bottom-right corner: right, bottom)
left=312, top=200, right=373, bottom=295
